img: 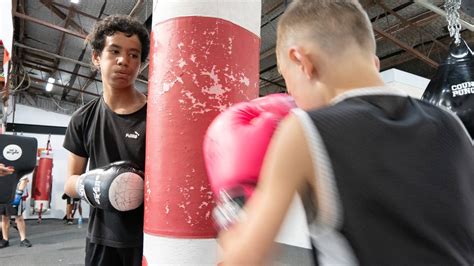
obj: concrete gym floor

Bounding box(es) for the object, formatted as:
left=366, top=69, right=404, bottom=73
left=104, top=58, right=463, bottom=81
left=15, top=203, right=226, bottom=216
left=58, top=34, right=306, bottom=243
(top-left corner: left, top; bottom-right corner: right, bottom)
left=0, top=219, right=87, bottom=266
left=0, top=218, right=313, bottom=265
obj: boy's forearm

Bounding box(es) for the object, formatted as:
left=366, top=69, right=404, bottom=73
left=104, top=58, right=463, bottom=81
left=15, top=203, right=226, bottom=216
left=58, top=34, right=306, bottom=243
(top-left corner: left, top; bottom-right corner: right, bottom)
left=17, top=178, right=29, bottom=190
left=64, top=175, right=81, bottom=198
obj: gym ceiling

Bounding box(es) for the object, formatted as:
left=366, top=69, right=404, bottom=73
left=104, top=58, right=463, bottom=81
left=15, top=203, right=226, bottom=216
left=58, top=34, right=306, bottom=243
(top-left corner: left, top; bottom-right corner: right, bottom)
left=1, top=0, right=473, bottom=115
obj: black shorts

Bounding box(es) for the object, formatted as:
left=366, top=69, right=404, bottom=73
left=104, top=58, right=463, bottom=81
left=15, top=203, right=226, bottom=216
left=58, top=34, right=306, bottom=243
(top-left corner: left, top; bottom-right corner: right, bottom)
left=62, top=193, right=80, bottom=205
left=85, top=238, right=143, bottom=266
left=0, top=203, right=22, bottom=217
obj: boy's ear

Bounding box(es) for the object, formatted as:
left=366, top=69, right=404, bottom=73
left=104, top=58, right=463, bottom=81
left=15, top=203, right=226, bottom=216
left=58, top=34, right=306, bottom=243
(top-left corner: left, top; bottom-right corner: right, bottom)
left=288, top=46, right=315, bottom=80
left=373, top=55, right=380, bottom=71
left=92, top=51, right=101, bottom=68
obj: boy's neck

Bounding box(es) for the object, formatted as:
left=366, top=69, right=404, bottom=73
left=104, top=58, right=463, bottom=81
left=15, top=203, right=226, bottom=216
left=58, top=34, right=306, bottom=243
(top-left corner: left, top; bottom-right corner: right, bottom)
left=102, top=84, right=146, bottom=114
left=333, top=73, right=385, bottom=95
left=324, top=60, right=385, bottom=101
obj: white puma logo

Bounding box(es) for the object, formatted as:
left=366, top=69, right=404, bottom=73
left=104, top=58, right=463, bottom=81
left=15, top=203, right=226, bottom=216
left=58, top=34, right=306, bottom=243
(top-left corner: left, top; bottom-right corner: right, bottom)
left=125, top=131, right=140, bottom=139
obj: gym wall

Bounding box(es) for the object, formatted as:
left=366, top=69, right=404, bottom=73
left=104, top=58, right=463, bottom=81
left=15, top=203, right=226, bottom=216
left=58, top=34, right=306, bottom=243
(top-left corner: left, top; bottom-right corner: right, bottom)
left=5, top=102, right=90, bottom=220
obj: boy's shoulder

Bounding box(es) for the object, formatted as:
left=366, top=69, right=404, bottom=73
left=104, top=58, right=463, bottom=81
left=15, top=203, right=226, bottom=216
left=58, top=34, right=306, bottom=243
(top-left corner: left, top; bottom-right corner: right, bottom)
left=68, top=97, right=103, bottom=128
left=71, top=97, right=102, bottom=119
left=306, top=88, right=418, bottom=120
left=309, top=91, right=468, bottom=138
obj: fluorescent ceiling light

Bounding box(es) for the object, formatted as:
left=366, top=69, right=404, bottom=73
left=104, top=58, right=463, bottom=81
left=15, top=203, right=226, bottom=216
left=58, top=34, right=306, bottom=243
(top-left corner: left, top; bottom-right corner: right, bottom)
left=71, top=0, right=80, bottom=4
left=45, top=77, right=55, bottom=92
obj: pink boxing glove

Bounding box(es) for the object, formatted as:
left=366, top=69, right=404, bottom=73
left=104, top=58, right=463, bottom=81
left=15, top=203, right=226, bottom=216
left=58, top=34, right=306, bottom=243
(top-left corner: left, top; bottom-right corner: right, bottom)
left=203, top=93, right=296, bottom=230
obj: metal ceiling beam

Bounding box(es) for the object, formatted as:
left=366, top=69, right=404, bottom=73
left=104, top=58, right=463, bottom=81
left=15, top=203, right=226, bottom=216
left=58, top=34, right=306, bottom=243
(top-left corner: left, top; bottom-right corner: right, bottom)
left=380, top=42, right=439, bottom=70
left=38, top=0, right=94, bottom=100
left=16, top=92, right=78, bottom=115
left=49, top=5, right=76, bottom=95
left=26, top=76, right=99, bottom=97
left=380, top=30, right=472, bottom=70
left=260, top=30, right=449, bottom=79
left=51, top=2, right=100, bottom=21
left=22, top=62, right=54, bottom=74
left=260, top=47, right=276, bottom=61
left=414, top=0, right=474, bottom=32
left=22, top=60, right=102, bottom=83
left=21, top=92, right=37, bottom=106
left=73, top=71, right=99, bottom=102
left=376, top=1, right=448, bottom=51
left=260, top=77, right=285, bottom=89
left=39, top=0, right=89, bottom=35
left=56, top=6, right=75, bottom=61
left=17, top=43, right=100, bottom=99
left=139, top=61, right=149, bottom=74
left=16, top=0, right=26, bottom=65
left=259, top=63, right=278, bottom=75
left=13, top=0, right=152, bottom=109
left=262, top=0, right=284, bottom=18
left=60, top=46, right=88, bottom=100
left=129, top=0, right=145, bottom=17
left=260, top=0, right=432, bottom=67
left=261, top=0, right=286, bottom=28
left=260, top=76, right=285, bottom=92
left=13, top=12, right=87, bottom=39
left=258, top=7, right=448, bottom=79
left=370, top=2, right=413, bottom=22
left=373, top=26, right=438, bottom=68
left=15, top=42, right=92, bottom=68
left=256, top=1, right=288, bottom=63
left=374, top=11, right=440, bottom=42
left=24, top=51, right=56, bottom=63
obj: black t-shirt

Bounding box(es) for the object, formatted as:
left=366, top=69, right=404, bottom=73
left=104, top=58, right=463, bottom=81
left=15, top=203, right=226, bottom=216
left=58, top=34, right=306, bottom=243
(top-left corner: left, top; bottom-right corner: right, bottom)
left=0, top=173, right=19, bottom=204
left=63, top=97, right=146, bottom=248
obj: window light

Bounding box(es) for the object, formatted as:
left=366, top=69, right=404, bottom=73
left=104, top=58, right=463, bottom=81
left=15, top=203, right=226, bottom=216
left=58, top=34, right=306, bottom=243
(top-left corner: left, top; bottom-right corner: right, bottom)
left=45, top=77, right=55, bottom=92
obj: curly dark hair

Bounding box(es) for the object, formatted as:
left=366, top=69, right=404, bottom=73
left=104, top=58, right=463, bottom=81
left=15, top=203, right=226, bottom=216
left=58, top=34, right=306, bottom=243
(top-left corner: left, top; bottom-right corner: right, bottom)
left=87, top=15, right=150, bottom=62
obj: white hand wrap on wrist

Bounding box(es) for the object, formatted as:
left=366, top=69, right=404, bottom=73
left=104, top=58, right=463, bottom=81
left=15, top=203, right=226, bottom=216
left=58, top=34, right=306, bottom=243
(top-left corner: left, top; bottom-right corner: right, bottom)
left=76, top=175, right=91, bottom=205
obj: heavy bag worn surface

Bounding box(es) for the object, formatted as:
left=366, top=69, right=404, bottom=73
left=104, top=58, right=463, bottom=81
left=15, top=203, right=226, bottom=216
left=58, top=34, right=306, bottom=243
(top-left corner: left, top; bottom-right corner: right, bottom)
left=422, top=38, right=474, bottom=139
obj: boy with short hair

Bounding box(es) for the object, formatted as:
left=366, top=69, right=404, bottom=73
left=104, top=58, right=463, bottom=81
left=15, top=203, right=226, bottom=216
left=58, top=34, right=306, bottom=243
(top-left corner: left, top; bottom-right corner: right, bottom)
left=219, top=0, right=474, bottom=265
left=63, top=15, right=148, bottom=266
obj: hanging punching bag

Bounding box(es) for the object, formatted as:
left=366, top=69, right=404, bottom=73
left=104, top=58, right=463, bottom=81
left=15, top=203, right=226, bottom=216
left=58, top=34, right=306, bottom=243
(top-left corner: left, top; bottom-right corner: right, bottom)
left=422, top=38, right=474, bottom=139
left=31, top=149, right=53, bottom=214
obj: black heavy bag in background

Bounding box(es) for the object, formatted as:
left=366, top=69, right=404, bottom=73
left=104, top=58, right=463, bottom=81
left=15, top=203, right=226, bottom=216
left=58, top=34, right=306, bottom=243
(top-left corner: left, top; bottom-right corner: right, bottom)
left=0, top=134, right=38, bottom=177
left=0, top=134, right=38, bottom=203
left=422, top=38, right=474, bottom=139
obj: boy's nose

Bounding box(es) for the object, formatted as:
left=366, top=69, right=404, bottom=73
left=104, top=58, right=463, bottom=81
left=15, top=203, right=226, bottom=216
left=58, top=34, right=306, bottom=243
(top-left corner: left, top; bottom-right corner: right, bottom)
left=117, top=56, right=129, bottom=66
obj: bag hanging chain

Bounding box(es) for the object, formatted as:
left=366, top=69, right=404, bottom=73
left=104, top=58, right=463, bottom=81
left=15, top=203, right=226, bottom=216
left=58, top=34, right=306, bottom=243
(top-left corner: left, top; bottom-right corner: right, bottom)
left=445, top=0, right=462, bottom=44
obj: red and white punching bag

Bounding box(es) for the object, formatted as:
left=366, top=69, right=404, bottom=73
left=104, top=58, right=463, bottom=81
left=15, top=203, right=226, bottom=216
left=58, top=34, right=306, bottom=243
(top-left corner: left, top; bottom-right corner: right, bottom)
left=31, top=148, right=53, bottom=214
left=144, top=0, right=261, bottom=264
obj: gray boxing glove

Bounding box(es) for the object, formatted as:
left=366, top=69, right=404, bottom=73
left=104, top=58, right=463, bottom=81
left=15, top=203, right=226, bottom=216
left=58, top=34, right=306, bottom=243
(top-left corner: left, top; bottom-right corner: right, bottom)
left=76, top=161, right=144, bottom=212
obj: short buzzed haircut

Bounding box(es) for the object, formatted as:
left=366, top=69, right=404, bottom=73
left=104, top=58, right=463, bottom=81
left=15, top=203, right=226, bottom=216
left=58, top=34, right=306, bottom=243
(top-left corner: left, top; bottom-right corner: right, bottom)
left=276, top=0, right=376, bottom=56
